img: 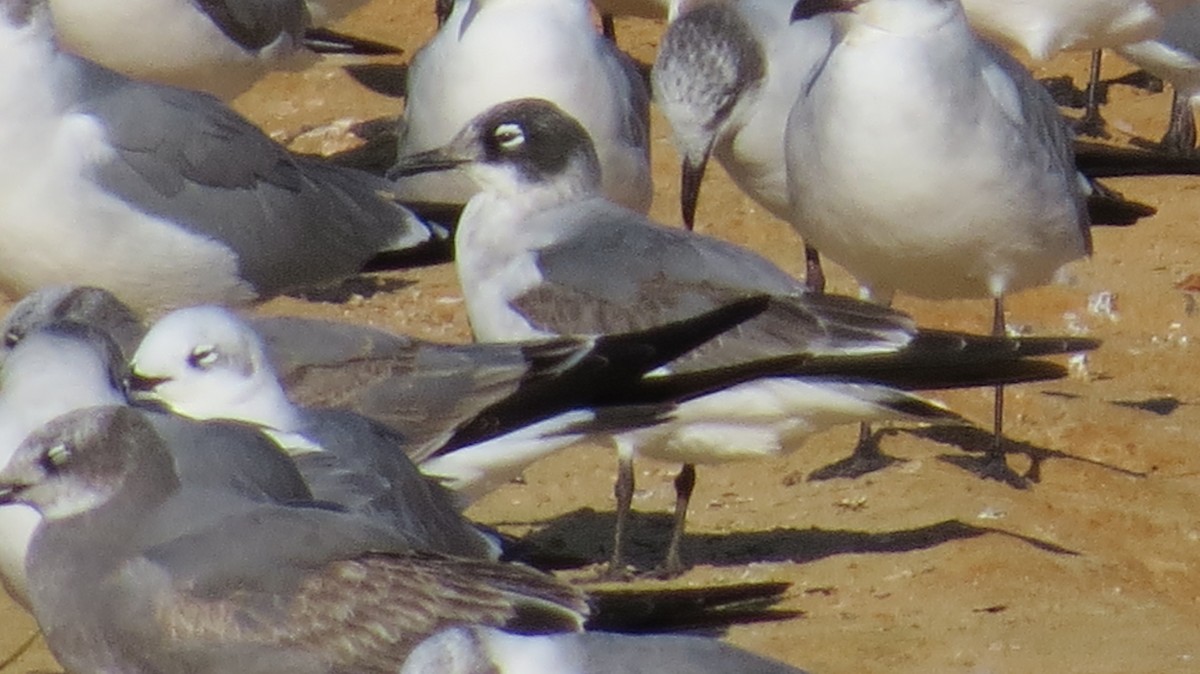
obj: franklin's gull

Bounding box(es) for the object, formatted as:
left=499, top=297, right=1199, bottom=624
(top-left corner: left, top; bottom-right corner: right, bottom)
left=786, top=0, right=1093, bottom=486
left=959, top=0, right=1194, bottom=133
left=396, top=0, right=652, bottom=212
left=46, top=0, right=397, bottom=99
left=391, top=97, right=1098, bottom=574
left=0, top=322, right=321, bottom=607
left=0, top=1, right=441, bottom=312
left=652, top=0, right=834, bottom=289
left=0, top=405, right=589, bottom=673
left=1119, top=3, right=1200, bottom=154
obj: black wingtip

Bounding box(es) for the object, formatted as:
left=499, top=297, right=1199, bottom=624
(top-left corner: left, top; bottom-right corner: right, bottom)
left=1074, top=138, right=1200, bottom=178
left=791, top=0, right=855, bottom=21
left=590, top=295, right=772, bottom=377
left=585, top=580, right=796, bottom=633
left=303, top=27, right=403, bottom=55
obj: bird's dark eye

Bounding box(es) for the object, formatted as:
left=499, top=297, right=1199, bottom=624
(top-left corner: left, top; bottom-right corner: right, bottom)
left=187, top=346, right=219, bottom=370
left=493, top=123, right=526, bottom=151
left=3, top=329, right=22, bottom=349
left=41, top=443, right=72, bottom=473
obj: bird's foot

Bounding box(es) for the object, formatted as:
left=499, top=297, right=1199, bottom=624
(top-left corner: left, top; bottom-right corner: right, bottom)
left=595, top=563, right=637, bottom=582
left=647, top=555, right=689, bottom=580
left=808, top=437, right=902, bottom=481
left=941, top=452, right=1030, bottom=490
left=1074, top=111, right=1110, bottom=139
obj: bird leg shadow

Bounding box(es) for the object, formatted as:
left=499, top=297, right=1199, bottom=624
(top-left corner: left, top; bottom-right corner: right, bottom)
left=807, top=423, right=905, bottom=482
left=907, top=424, right=1146, bottom=488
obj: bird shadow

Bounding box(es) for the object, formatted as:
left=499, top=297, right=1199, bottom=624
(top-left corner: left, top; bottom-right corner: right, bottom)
left=286, top=275, right=416, bottom=303
left=1040, top=69, right=1162, bottom=110
left=503, top=509, right=1078, bottom=572
left=904, top=423, right=1147, bottom=485
left=1109, top=395, right=1186, bottom=416
left=342, top=63, right=409, bottom=99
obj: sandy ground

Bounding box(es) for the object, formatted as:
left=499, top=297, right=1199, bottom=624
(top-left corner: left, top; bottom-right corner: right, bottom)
left=2, top=2, right=1200, bottom=672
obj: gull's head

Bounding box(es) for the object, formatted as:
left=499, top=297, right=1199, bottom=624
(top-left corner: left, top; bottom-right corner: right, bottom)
left=0, top=406, right=174, bottom=521
left=0, top=286, right=143, bottom=364
left=389, top=98, right=603, bottom=200
left=653, top=3, right=764, bottom=228
left=129, top=307, right=286, bottom=425
left=791, top=0, right=958, bottom=32
left=0, top=0, right=42, bottom=29
left=0, top=0, right=54, bottom=47
left=0, top=322, right=129, bottom=466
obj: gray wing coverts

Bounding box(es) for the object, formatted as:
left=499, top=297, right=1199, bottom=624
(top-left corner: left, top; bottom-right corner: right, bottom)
left=515, top=199, right=915, bottom=370
left=70, top=57, right=433, bottom=297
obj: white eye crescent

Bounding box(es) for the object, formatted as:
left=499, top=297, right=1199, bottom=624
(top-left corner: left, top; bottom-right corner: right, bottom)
left=187, top=346, right=219, bottom=370
left=45, top=443, right=71, bottom=469
left=494, top=123, right=526, bottom=150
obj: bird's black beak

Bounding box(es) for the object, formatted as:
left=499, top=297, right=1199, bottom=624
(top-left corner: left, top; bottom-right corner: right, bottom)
left=0, top=482, right=28, bottom=506
left=680, top=149, right=712, bottom=231
left=387, top=148, right=471, bottom=180
left=126, top=372, right=169, bottom=394
left=791, top=0, right=859, bottom=21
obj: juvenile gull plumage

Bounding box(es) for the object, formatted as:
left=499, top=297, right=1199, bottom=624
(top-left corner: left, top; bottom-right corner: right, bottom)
left=0, top=405, right=588, bottom=673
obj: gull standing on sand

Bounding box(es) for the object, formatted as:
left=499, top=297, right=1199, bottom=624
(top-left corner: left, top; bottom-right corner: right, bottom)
left=652, top=0, right=835, bottom=288
left=396, top=0, right=652, bottom=212
left=0, top=0, right=439, bottom=312
left=786, top=0, right=1092, bottom=485
left=391, top=98, right=1097, bottom=574
left=1119, top=3, right=1200, bottom=154
left=961, top=0, right=1195, bottom=133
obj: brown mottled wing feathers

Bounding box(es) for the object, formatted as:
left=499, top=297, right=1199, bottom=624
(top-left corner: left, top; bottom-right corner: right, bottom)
left=153, top=552, right=586, bottom=672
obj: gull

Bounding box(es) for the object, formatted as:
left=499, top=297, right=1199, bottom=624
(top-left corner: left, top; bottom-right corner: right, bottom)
left=389, top=97, right=1097, bottom=574
left=958, top=0, right=1195, bottom=134
left=0, top=286, right=771, bottom=500
left=960, top=0, right=1191, bottom=60
left=0, top=322, right=127, bottom=607
left=127, top=305, right=583, bottom=549
left=0, top=405, right=589, bottom=673
left=401, top=625, right=811, bottom=674
left=125, top=300, right=799, bottom=504
left=786, top=0, right=1095, bottom=487
left=396, top=0, right=652, bottom=212
left=0, top=285, right=146, bottom=361
left=0, top=1, right=441, bottom=313
left=46, top=0, right=314, bottom=99
left=0, top=314, right=795, bottom=632
left=652, top=0, right=835, bottom=289
left=0, top=321, right=319, bottom=607
left=1118, top=3, right=1200, bottom=154
left=46, top=0, right=397, bottom=100
left=653, top=0, right=1155, bottom=294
